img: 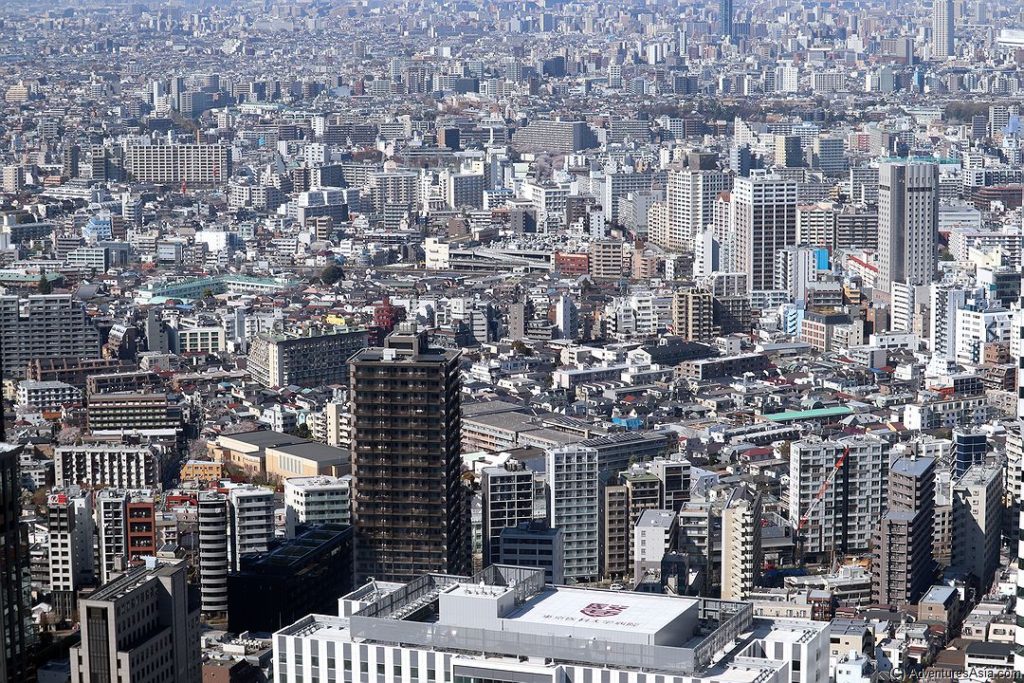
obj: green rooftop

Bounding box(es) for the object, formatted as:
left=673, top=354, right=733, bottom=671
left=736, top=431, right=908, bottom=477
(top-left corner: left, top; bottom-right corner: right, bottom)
left=762, top=406, right=854, bottom=423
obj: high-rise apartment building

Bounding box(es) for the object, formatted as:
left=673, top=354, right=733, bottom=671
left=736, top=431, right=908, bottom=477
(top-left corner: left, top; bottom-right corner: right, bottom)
left=775, top=245, right=818, bottom=302
left=732, top=174, right=798, bottom=292
left=85, top=392, right=183, bottom=432
left=933, top=0, right=954, bottom=58
left=62, top=143, right=81, bottom=179
left=55, top=444, right=160, bottom=489
left=952, top=463, right=1002, bottom=591
left=877, top=161, right=938, bottom=294
left=95, top=489, right=157, bottom=584
left=720, top=486, right=762, bottom=601
left=773, top=135, right=804, bottom=168
left=123, top=143, right=231, bottom=185
left=658, top=167, right=728, bottom=252
left=185, top=487, right=276, bottom=616
left=70, top=560, right=201, bottom=683
left=872, top=456, right=935, bottom=607
left=480, top=460, right=536, bottom=567
left=548, top=444, right=600, bottom=581
left=511, top=120, right=596, bottom=153
left=47, top=487, right=96, bottom=617
left=929, top=282, right=969, bottom=361
left=349, top=324, right=469, bottom=582
left=671, top=288, right=716, bottom=341
left=229, top=485, right=275, bottom=563
left=0, top=295, right=102, bottom=378
left=197, top=492, right=230, bottom=614
left=246, top=329, right=369, bottom=388
left=790, top=436, right=889, bottom=559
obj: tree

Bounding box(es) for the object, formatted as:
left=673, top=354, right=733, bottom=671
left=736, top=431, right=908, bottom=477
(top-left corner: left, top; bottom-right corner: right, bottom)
left=37, top=275, right=52, bottom=294
left=293, top=423, right=311, bottom=439
left=222, top=420, right=260, bottom=435
left=319, top=263, right=345, bottom=286
left=511, top=340, right=533, bottom=356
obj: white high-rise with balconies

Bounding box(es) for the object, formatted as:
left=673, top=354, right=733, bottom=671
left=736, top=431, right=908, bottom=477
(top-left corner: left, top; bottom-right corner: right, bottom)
left=790, top=435, right=889, bottom=559
left=547, top=444, right=599, bottom=581
left=731, top=173, right=798, bottom=293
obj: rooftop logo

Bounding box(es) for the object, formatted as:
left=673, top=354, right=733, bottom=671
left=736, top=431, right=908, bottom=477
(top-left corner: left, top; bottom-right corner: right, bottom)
left=580, top=603, right=628, bottom=618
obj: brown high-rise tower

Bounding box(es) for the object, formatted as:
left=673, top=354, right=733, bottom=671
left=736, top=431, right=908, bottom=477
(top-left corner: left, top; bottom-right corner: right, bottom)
left=349, top=324, right=469, bottom=583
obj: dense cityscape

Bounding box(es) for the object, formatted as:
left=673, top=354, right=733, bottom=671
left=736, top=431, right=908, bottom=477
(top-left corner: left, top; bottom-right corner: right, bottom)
left=0, top=0, right=1023, bottom=681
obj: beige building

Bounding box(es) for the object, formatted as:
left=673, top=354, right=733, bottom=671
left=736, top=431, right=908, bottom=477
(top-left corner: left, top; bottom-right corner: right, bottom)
left=588, top=239, right=624, bottom=279
left=209, top=430, right=348, bottom=481
left=123, top=143, right=231, bottom=185
left=720, top=486, right=762, bottom=601
left=246, top=328, right=368, bottom=388
left=672, top=288, right=716, bottom=341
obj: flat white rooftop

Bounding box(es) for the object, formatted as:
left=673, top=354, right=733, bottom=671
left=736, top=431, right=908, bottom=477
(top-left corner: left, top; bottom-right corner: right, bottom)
left=507, top=587, right=697, bottom=637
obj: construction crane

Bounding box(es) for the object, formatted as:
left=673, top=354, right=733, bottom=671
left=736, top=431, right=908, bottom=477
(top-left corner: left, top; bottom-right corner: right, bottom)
left=794, top=446, right=850, bottom=562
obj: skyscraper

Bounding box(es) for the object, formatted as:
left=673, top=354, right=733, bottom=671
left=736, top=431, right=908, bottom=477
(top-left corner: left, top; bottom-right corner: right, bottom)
left=877, top=161, right=938, bottom=295
left=720, top=0, right=734, bottom=39
left=932, top=0, right=954, bottom=59
left=349, top=324, right=469, bottom=583
left=0, top=444, right=33, bottom=682
left=731, top=173, right=798, bottom=293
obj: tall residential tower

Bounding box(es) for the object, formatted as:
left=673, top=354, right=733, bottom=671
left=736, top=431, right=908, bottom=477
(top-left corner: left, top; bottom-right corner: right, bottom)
left=349, top=324, right=470, bottom=583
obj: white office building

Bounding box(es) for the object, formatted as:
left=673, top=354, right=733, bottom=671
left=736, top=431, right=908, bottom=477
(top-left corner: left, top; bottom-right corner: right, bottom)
left=284, top=475, right=351, bottom=537
left=273, top=566, right=829, bottom=683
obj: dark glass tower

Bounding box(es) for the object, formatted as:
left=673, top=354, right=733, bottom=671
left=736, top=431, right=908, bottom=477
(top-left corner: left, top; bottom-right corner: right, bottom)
left=720, top=0, right=734, bottom=39
left=0, top=443, right=33, bottom=681
left=349, top=324, right=469, bottom=583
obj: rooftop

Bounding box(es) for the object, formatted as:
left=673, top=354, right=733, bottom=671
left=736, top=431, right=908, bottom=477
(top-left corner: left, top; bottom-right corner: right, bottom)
left=762, top=406, right=854, bottom=423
